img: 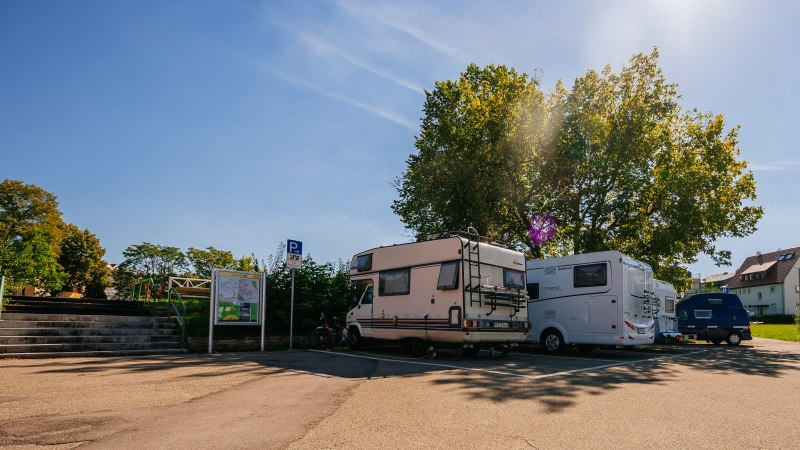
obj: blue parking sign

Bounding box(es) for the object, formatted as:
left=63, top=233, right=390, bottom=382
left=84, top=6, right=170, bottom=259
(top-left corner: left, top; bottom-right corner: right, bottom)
left=287, top=239, right=302, bottom=255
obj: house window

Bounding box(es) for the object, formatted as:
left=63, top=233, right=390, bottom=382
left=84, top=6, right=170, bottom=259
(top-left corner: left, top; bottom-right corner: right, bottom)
left=770, top=286, right=775, bottom=294
left=574, top=263, right=607, bottom=288
left=436, top=261, right=459, bottom=290
left=354, top=254, right=373, bottom=272
left=757, top=292, right=762, bottom=300
left=504, top=268, right=525, bottom=289
left=694, top=310, right=713, bottom=319
left=379, top=268, right=410, bottom=296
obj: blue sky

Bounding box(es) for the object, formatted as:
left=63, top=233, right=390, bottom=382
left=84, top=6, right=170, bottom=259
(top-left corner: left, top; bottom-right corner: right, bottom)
left=1, top=0, right=798, bottom=279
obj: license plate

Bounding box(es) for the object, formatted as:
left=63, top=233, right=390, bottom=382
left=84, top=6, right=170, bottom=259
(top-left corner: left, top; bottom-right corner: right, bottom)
left=637, top=327, right=646, bottom=334
left=494, top=322, right=509, bottom=328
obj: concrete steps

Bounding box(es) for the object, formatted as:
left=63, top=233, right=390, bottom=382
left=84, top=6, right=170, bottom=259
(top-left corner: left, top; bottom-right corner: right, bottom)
left=0, top=311, right=186, bottom=358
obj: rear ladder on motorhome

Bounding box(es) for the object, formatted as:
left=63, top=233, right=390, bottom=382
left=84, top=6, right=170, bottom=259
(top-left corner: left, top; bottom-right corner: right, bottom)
left=464, top=235, right=483, bottom=308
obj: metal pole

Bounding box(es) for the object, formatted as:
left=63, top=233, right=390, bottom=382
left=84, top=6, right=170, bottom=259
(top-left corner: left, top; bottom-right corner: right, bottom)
left=0, top=272, right=5, bottom=321
left=260, top=272, right=266, bottom=352
left=208, top=269, right=216, bottom=354
left=289, top=268, right=295, bottom=350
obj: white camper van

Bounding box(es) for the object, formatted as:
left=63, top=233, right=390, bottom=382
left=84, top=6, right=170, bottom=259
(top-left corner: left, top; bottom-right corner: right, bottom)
left=653, top=279, right=683, bottom=343
left=525, top=251, right=660, bottom=354
left=346, top=234, right=530, bottom=356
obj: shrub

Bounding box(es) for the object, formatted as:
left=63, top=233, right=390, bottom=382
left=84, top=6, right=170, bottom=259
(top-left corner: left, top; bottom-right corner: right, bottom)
left=752, top=314, right=796, bottom=324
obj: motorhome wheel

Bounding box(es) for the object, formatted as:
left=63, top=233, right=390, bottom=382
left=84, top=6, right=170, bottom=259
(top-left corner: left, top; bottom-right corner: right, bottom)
left=542, top=329, right=565, bottom=354
left=407, top=338, right=427, bottom=357
left=348, top=326, right=362, bottom=349
left=726, top=332, right=742, bottom=346
left=464, top=345, right=481, bottom=357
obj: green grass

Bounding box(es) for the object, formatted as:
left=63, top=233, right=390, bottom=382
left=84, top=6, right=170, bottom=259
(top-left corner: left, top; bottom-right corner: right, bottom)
left=750, top=324, right=800, bottom=342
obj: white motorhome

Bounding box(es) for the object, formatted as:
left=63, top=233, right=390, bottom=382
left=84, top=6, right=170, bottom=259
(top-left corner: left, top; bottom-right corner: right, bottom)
left=653, top=279, right=683, bottom=343
left=346, top=234, right=530, bottom=356
left=525, top=251, right=660, bottom=354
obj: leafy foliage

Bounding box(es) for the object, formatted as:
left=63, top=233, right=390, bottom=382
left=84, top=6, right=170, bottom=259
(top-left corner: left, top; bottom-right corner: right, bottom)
left=186, top=247, right=237, bottom=279
left=117, top=242, right=188, bottom=295
left=394, top=50, right=763, bottom=289
left=392, top=64, right=552, bottom=248
left=0, top=179, right=68, bottom=293
left=58, top=224, right=110, bottom=298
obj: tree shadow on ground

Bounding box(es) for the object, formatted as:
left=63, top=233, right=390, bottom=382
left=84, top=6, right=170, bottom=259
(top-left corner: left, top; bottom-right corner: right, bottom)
left=16, top=341, right=800, bottom=413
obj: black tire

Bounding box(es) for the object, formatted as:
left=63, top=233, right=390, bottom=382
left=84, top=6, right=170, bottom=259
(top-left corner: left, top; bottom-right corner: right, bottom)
left=726, top=332, right=742, bottom=346
left=710, top=339, right=722, bottom=345
left=310, top=328, right=331, bottom=349
left=407, top=338, right=427, bottom=357
left=576, top=344, right=597, bottom=354
left=464, top=345, right=481, bottom=357
left=541, top=329, right=565, bottom=355
left=499, top=345, right=510, bottom=357
left=347, top=326, right=362, bottom=349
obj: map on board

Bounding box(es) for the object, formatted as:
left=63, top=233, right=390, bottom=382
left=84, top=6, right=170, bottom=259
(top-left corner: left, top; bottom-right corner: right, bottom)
left=214, top=270, right=262, bottom=325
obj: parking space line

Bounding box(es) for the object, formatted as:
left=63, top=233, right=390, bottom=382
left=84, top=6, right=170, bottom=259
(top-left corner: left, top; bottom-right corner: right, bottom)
left=510, top=352, right=625, bottom=363
left=309, top=349, right=709, bottom=380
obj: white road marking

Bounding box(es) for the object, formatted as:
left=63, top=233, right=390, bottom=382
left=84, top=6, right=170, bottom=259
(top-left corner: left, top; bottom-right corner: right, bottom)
left=510, top=352, right=624, bottom=363
left=309, top=349, right=710, bottom=381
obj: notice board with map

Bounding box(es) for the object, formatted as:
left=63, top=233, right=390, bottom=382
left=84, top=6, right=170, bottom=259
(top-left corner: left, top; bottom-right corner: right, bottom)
left=212, top=269, right=265, bottom=325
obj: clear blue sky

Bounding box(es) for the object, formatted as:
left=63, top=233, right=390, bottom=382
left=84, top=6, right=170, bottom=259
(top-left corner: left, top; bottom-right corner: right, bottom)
left=1, top=0, right=798, bottom=278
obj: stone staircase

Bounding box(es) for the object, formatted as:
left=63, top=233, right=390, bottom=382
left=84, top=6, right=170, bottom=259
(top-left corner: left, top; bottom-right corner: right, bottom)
left=0, top=296, right=185, bottom=358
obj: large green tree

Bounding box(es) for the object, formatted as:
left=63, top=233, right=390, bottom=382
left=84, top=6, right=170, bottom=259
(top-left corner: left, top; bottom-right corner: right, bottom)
left=0, top=179, right=67, bottom=292
left=117, top=242, right=188, bottom=294
left=392, top=64, right=552, bottom=248
left=187, top=246, right=236, bottom=279
left=58, top=224, right=110, bottom=298
left=543, top=49, right=761, bottom=287
left=393, top=50, right=762, bottom=289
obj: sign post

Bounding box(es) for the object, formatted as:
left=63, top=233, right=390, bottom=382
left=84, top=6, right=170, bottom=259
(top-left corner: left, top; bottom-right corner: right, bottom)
left=208, top=268, right=266, bottom=354
left=287, top=239, right=302, bottom=349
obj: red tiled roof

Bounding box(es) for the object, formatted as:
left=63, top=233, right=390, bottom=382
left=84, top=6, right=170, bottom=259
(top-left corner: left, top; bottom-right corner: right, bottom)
left=726, top=245, right=800, bottom=289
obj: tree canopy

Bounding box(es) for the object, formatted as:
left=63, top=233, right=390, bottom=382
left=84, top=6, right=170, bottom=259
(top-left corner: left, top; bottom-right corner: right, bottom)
left=393, top=49, right=763, bottom=289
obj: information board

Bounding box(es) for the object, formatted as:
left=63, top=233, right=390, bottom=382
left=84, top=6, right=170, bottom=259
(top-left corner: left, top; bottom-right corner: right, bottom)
left=212, top=269, right=264, bottom=326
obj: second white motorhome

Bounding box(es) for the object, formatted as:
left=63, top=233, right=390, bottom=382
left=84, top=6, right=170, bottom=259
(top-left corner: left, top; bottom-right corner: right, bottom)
left=653, top=279, right=683, bottom=343
left=525, top=251, right=660, bottom=354
left=346, top=234, right=531, bottom=356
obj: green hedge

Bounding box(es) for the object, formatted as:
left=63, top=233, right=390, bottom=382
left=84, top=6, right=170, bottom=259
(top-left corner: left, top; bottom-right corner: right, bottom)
left=751, top=314, right=796, bottom=324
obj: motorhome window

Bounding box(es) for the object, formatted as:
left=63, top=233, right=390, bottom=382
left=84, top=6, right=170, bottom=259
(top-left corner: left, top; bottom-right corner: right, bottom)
left=527, top=283, right=539, bottom=300
left=665, top=297, right=675, bottom=314
left=574, top=263, right=607, bottom=288
left=354, top=254, right=373, bottom=272
left=708, top=298, right=722, bottom=305
left=694, top=310, right=713, bottom=319
left=360, top=285, right=373, bottom=304
left=437, top=261, right=460, bottom=290
left=379, top=268, right=410, bottom=296
left=504, top=269, right=525, bottom=289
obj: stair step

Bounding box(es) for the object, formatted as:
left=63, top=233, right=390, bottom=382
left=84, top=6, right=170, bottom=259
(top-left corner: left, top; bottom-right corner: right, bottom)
left=0, top=348, right=188, bottom=359
left=0, top=312, right=175, bottom=323
left=0, top=341, right=184, bottom=353
left=0, top=327, right=178, bottom=336
left=0, top=335, right=180, bottom=345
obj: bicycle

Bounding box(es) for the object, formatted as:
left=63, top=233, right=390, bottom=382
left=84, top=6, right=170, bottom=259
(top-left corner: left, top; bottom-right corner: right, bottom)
left=309, top=312, right=349, bottom=349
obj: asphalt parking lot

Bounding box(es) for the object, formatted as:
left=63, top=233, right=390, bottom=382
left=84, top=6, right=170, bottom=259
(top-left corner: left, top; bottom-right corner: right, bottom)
left=2, top=338, right=800, bottom=449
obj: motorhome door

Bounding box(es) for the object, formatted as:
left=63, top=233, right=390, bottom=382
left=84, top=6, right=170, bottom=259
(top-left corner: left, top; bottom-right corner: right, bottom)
left=353, top=282, right=374, bottom=336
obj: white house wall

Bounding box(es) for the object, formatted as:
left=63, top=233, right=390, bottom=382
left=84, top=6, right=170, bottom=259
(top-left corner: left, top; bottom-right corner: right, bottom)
left=783, top=263, right=800, bottom=315
left=731, top=283, right=784, bottom=315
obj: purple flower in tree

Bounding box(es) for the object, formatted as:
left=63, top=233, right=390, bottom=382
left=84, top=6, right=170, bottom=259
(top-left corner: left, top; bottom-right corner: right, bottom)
left=529, top=214, right=557, bottom=247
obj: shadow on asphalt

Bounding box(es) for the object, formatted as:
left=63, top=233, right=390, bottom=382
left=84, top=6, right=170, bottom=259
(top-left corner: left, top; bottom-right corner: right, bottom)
left=20, top=341, right=800, bottom=413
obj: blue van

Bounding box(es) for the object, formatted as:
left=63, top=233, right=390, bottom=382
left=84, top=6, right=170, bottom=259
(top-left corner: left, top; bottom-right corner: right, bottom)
left=676, top=293, right=752, bottom=345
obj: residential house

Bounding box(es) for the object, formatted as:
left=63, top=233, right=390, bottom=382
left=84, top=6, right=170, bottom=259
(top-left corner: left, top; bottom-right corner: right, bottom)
left=726, top=246, right=800, bottom=316
left=703, top=272, right=734, bottom=289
